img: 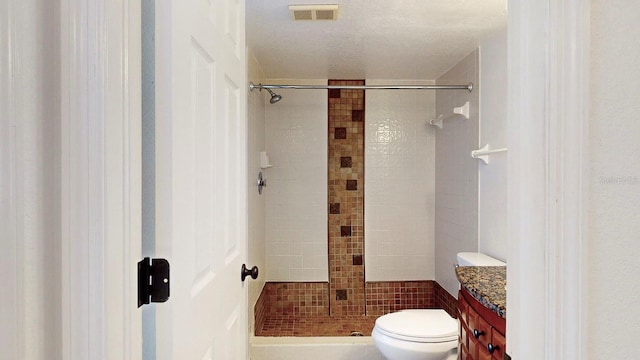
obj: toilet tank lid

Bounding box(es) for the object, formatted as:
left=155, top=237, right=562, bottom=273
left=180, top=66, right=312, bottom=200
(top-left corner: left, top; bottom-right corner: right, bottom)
left=375, top=309, right=458, bottom=341
left=456, top=252, right=506, bottom=266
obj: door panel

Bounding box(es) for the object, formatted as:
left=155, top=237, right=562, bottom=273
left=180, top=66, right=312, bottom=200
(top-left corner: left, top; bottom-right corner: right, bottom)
left=192, top=39, right=215, bottom=286
left=155, top=0, right=247, bottom=358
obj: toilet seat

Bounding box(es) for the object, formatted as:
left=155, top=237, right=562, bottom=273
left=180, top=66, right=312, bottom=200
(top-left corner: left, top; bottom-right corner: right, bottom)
left=374, top=309, right=458, bottom=343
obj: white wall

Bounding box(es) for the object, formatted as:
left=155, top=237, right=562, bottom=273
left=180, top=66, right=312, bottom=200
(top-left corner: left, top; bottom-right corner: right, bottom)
left=478, top=29, right=508, bottom=262
left=141, top=0, right=157, bottom=357
left=247, top=49, right=267, bottom=330
left=364, top=80, right=436, bottom=281
left=434, top=50, right=480, bottom=297
left=264, top=80, right=328, bottom=282
left=589, top=2, right=640, bottom=357
left=0, top=0, right=62, bottom=358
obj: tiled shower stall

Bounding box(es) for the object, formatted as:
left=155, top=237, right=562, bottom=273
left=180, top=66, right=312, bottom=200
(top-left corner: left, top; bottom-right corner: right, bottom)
left=253, top=72, right=474, bottom=336
left=246, top=28, right=509, bottom=360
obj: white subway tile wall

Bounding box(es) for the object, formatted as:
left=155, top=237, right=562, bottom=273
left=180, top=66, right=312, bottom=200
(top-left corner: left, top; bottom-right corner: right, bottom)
left=265, top=87, right=328, bottom=282
left=247, top=49, right=267, bottom=333
left=435, top=50, right=480, bottom=297
left=364, top=80, right=436, bottom=281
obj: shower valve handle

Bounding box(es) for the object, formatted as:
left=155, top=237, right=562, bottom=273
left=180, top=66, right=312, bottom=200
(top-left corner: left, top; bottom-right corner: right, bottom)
left=241, top=264, right=259, bottom=281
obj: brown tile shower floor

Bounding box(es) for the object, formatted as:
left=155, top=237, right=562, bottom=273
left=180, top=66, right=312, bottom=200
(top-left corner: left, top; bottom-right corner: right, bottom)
left=256, top=315, right=378, bottom=337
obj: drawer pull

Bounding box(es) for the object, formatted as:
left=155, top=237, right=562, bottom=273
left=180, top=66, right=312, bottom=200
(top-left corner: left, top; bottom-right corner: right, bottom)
left=473, top=329, right=485, bottom=339
left=488, top=343, right=500, bottom=354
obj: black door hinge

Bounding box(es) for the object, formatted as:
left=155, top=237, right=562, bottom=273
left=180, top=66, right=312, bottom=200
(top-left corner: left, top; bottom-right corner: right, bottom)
left=138, top=257, right=170, bottom=307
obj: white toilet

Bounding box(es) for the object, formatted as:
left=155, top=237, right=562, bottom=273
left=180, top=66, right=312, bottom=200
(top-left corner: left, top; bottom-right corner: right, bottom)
left=372, top=252, right=506, bottom=360
left=372, top=309, right=458, bottom=360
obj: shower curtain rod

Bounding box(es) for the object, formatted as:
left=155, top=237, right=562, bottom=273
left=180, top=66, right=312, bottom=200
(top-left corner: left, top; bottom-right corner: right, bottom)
left=249, top=82, right=473, bottom=92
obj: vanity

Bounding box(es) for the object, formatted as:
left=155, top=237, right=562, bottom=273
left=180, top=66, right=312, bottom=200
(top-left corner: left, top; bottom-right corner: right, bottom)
left=456, top=266, right=507, bottom=360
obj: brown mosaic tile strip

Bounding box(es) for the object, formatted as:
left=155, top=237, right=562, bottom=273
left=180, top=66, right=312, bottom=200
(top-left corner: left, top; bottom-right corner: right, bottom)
left=261, top=282, right=329, bottom=316
left=365, top=281, right=436, bottom=316
left=434, top=281, right=458, bottom=319
left=256, top=315, right=378, bottom=337
left=328, top=79, right=366, bottom=316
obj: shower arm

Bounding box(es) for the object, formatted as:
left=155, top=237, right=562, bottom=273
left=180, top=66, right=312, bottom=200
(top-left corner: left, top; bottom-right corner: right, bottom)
left=249, top=82, right=473, bottom=92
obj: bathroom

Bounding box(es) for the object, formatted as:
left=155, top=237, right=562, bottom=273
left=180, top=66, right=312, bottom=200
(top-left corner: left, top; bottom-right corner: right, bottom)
left=3, top=0, right=639, bottom=358
left=246, top=1, right=507, bottom=359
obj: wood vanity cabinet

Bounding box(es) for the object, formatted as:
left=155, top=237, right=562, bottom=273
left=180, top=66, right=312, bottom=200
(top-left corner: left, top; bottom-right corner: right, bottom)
left=458, top=289, right=506, bottom=360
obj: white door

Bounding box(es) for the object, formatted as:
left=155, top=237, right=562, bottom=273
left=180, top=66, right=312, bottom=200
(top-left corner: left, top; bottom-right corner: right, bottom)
left=154, top=0, right=248, bottom=359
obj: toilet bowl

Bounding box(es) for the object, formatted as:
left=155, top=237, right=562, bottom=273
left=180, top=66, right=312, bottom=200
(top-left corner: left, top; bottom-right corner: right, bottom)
left=371, top=309, right=458, bottom=360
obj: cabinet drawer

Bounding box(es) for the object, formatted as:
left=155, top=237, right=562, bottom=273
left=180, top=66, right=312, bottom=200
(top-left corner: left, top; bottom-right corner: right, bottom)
left=467, top=304, right=479, bottom=331
left=478, top=344, right=493, bottom=360
left=458, top=289, right=507, bottom=360
left=458, top=291, right=469, bottom=326
left=490, top=329, right=506, bottom=360
left=460, top=319, right=469, bottom=350
left=475, top=316, right=492, bottom=348
left=468, top=337, right=480, bottom=359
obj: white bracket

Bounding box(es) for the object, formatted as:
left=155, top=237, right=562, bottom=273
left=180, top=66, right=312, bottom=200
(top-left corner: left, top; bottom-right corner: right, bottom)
left=428, top=101, right=470, bottom=129
left=453, top=101, right=470, bottom=119
left=429, top=114, right=445, bottom=129
left=260, top=151, right=272, bottom=169
left=471, top=144, right=508, bottom=164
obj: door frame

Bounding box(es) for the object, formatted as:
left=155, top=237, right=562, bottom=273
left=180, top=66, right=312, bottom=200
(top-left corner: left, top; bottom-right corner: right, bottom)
left=59, top=0, right=141, bottom=358
left=59, top=0, right=589, bottom=359
left=507, top=0, right=589, bottom=358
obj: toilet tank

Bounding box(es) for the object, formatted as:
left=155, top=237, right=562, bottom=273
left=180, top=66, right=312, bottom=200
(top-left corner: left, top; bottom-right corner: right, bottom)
left=456, top=252, right=506, bottom=266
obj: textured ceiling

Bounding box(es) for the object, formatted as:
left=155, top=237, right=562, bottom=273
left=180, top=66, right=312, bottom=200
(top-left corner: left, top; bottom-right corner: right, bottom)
left=246, top=0, right=507, bottom=80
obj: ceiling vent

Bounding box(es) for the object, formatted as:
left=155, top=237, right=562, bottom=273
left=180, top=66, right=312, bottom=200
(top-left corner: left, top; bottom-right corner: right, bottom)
left=289, top=4, right=339, bottom=21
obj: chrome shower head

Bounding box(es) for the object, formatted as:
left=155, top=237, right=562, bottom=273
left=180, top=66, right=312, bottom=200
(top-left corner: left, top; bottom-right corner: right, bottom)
left=248, top=82, right=283, bottom=104
left=266, top=88, right=282, bottom=104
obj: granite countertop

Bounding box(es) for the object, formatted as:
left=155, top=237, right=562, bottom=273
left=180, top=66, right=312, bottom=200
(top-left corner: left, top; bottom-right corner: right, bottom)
left=455, top=266, right=507, bottom=318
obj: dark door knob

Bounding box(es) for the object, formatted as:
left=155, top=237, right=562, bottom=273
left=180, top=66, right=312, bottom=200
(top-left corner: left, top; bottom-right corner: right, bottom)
left=488, top=343, right=499, bottom=354
left=473, top=329, right=485, bottom=339
left=241, top=264, right=259, bottom=281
